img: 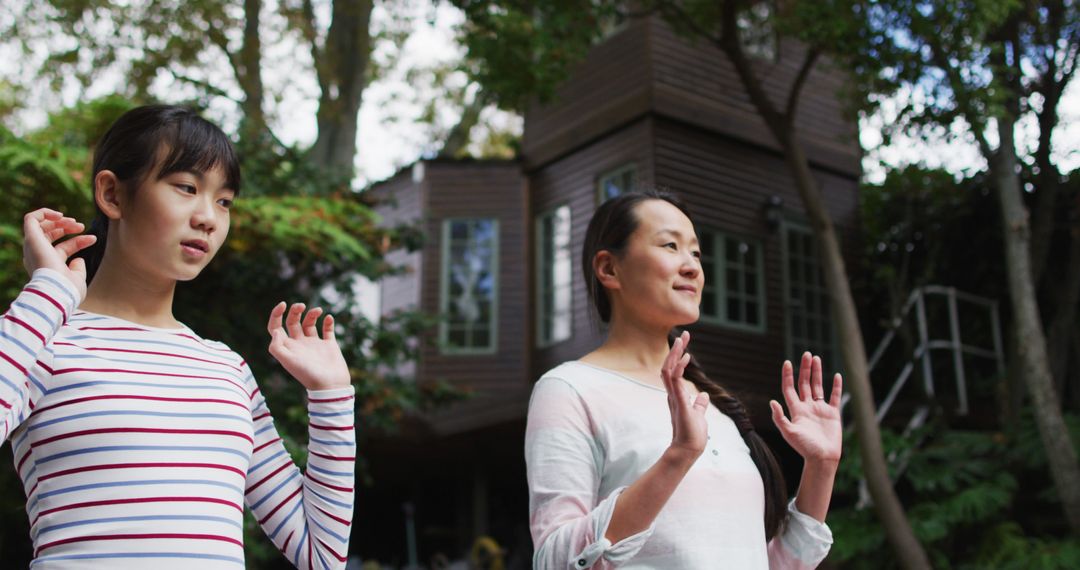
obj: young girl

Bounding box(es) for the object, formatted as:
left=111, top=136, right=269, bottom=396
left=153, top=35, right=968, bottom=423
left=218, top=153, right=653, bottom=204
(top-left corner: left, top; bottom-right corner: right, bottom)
left=526, top=191, right=841, bottom=568
left=3, top=105, right=354, bottom=568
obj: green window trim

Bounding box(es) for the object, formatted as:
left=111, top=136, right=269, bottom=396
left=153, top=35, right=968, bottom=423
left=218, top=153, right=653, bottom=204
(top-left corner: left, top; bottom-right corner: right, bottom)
left=439, top=218, right=500, bottom=355
left=698, top=228, right=767, bottom=334
left=535, top=205, right=573, bottom=348
left=781, top=220, right=837, bottom=366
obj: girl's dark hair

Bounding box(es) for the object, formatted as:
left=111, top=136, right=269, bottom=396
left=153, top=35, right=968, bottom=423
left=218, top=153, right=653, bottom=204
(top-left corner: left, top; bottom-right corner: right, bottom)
left=582, top=190, right=789, bottom=540
left=77, top=104, right=242, bottom=281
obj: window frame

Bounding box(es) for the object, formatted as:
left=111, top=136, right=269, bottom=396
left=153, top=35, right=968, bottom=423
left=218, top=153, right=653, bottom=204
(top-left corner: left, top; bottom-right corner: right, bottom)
left=698, top=228, right=768, bottom=334
left=780, top=219, right=837, bottom=365
left=438, top=218, right=500, bottom=355
left=596, top=163, right=638, bottom=205
left=535, top=204, right=574, bottom=348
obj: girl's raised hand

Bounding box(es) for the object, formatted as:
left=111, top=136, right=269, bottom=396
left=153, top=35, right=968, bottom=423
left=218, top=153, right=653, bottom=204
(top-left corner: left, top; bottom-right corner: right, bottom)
left=267, top=302, right=351, bottom=391
left=662, top=331, right=711, bottom=461
left=770, top=352, right=843, bottom=464
left=23, top=208, right=97, bottom=300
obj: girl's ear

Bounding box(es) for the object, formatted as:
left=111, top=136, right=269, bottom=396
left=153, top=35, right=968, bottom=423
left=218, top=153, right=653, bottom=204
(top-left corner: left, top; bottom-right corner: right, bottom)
left=593, top=250, right=621, bottom=291
left=94, top=170, right=123, bottom=220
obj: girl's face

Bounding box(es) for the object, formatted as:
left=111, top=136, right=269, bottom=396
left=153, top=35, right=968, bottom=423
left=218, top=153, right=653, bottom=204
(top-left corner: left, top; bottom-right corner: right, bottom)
left=109, top=162, right=235, bottom=283
left=607, top=199, right=704, bottom=328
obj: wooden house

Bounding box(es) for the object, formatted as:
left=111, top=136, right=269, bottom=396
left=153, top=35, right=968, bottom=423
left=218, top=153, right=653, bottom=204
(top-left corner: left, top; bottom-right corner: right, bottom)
left=353, top=14, right=860, bottom=568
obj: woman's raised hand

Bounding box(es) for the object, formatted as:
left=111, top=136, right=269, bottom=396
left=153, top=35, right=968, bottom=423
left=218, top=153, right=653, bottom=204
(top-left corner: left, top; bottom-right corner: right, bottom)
left=23, top=208, right=97, bottom=300
left=662, top=331, right=710, bottom=461
left=267, top=302, right=351, bottom=391
left=770, top=352, right=843, bottom=464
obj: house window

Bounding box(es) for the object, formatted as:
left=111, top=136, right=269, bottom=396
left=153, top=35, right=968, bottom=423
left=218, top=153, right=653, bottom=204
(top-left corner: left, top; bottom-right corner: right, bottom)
left=440, top=219, right=499, bottom=353
left=783, top=223, right=835, bottom=366
left=597, top=164, right=637, bottom=203
left=699, top=229, right=766, bottom=331
left=536, top=206, right=573, bottom=347
left=737, top=1, right=778, bottom=61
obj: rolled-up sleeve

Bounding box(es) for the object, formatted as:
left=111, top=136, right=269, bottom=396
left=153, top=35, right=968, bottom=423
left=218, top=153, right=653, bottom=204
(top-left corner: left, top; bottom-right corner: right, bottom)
left=526, top=377, right=653, bottom=569
left=767, top=498, right=834, bottom=569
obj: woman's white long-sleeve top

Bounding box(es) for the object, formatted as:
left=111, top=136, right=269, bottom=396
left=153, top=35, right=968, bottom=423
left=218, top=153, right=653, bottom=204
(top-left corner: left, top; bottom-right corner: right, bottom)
left=526, top=361, right=832, bottom=569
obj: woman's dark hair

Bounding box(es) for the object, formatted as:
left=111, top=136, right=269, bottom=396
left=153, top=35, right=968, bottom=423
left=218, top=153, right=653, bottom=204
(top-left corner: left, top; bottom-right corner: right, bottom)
left=77, top=104, right=242, bottom=281
left=582, top=190, right=789, bottom=540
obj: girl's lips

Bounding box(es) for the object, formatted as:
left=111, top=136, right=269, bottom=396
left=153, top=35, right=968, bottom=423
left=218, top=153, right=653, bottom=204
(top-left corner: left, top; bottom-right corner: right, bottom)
left=675, top=286, right=698, bottom=294
left=180, top=240, right=209, bottom=257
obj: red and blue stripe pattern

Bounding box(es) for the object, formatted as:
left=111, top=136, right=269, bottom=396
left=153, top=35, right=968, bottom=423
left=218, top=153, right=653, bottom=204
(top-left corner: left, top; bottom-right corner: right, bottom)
left=1, top=269, right=355, bottom=568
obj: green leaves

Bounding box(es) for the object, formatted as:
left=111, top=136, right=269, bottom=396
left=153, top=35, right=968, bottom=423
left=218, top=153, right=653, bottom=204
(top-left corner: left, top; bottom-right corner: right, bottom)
left=829, top=411, right=1080, bottom=567
left=0, top=94, right=460, bottom=563
left=453, top=0, right=620, bottom=111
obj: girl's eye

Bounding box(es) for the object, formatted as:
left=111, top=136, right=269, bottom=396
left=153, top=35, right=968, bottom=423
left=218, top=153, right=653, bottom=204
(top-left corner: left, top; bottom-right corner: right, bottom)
left=692, top=250, right=702, bottom=259
left=665, top=242, right=678, bottom=250
left=177, top=184, right=197, bottom=195
left=218, top=198, right=234, bottom=209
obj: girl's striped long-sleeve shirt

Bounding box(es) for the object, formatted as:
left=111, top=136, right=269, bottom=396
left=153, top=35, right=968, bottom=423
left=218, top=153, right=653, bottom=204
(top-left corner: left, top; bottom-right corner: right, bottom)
left=0, top=269, right=356, bottom=569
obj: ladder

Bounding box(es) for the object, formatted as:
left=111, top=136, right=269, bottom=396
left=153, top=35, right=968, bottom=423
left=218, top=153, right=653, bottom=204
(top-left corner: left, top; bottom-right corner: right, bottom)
left=839, top=286, right=1005, bottom=508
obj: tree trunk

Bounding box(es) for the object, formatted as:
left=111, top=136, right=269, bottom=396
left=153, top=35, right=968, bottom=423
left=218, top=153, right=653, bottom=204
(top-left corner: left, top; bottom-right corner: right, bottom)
left=1048, top=229, right=1080, bottom=397
left=439, top=90, right=486, bottom=158
left=309, top=0, right=374, bottom=178
left=1071, top=324, right=1080, bottom=411
left=237, top=0, right=267, bottom=143
left=782, top=139, right=932, bottom=569
left=992, top=114, right=1080, bottom=533
left=1028, top=79, right=1062, bottom=283
left=707, top=3, right=931, bottom=563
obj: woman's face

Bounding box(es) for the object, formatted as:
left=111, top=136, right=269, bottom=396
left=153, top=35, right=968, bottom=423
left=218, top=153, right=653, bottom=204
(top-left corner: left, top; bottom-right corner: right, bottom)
left=109, top=162, right=235, bottom=283
left=607, top=199, right=704, bottom=328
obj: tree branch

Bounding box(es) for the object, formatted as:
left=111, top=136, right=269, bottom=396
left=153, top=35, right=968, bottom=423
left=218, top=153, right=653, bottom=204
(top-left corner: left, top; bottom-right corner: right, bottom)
left=300, top=0, right=330, bottom=94
left=654, top=0, right=722, bottom=46
left=714, top=1, right=788, bottom=140
left=169, top=70, right=237, bottom=101
left=915, top=12, right=993, bottom=158
left=786, top=47, right=820, bottom=128
left=205, top=20, right=242, bottom=81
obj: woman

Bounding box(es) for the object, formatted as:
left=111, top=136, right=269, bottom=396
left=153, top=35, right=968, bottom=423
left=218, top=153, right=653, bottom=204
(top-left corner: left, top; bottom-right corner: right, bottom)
left=3, top=105, right=354, bottom=568
left=526, top=191, right=841, bottom=568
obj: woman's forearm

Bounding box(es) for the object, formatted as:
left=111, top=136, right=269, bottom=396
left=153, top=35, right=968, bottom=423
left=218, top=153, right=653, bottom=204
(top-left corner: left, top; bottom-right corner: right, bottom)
left=604, top=447, right=698, bottom=543
left=793, top=458, right=839, bottom=522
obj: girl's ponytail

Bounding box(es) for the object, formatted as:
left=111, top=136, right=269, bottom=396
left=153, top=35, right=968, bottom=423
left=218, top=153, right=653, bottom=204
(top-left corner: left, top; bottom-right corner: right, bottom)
left=76, top=213, right=108, bottom=283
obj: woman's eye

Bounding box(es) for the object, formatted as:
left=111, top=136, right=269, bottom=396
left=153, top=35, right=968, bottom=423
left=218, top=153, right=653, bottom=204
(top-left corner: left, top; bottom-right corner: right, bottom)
left=176, top=184, right=197, bottom=195
left=218, top=198, right=234, bottom=209
left=692, top=250, right=702, bottom=258
left=665, top=242, right=678, bottom=250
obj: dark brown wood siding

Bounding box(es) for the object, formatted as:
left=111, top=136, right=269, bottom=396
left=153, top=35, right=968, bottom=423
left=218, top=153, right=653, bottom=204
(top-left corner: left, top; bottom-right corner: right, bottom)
left=522, top=15, right=859, bottom=177
left=522, top=18, right=654, bottom=172
left=529, top=117, right=657, bottom=382
left=648, top=18, right=859, bottom=177
left=417, top=161, right=529, bottom=435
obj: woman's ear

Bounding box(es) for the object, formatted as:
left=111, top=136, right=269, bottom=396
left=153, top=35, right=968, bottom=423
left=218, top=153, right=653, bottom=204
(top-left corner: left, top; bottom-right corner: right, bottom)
left=593, top=250, right=620, bottom=291
left=94, top=170, right=123, bottom=220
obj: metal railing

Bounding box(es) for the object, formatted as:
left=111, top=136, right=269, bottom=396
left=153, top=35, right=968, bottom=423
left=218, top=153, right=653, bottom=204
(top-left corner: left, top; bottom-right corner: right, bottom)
left=840, top=286, right=1005, bottom=507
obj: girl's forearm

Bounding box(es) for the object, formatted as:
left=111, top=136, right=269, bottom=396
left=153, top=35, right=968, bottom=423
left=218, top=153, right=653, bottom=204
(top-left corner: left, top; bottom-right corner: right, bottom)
left=793, top=458, right=839, bottom=522
left=604, top=447, right=698, bottom=543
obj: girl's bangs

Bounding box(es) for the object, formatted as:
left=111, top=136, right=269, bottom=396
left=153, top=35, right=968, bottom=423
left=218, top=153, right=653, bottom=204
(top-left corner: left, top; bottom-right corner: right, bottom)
left=154, top=118, right=242, bottom=192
